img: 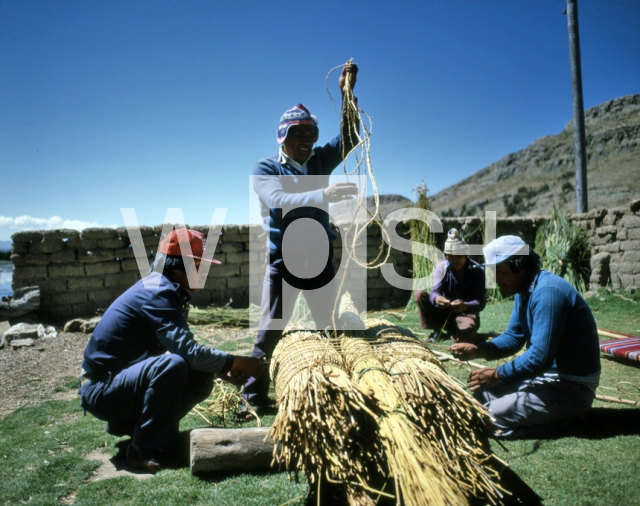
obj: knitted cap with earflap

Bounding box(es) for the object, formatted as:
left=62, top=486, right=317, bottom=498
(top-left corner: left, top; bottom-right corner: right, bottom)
left=276, top=104, right=319, bottom=144
left=443, top=228, right=469, bottom=255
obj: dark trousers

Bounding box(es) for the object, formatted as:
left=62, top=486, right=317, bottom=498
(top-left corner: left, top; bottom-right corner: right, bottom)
left=413, top=289, right=479, bottom=343
left=243, top=246, right=338, bottom=406
left=81, top=354, right=214, bottom=456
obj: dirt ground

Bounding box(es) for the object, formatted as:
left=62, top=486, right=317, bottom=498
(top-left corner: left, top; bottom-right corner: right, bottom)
left=0, top=327, right=255, bottom=420
left=0, top=331, right=89, bottom=419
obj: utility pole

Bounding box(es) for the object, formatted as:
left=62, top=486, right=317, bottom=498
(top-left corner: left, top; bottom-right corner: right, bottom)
left=566, top=0, right=588, bottom=213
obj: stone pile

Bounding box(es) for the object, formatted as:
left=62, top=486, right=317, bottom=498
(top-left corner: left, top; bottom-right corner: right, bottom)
left=0, top=286, right=40, bottom=320
left=1, top=322, right=57, bottom=349
left=63, top=316, right=102, bottom=334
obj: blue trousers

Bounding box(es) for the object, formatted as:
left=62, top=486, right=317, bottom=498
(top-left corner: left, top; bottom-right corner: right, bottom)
left=81, top=354, right=214, bottom=456
left=243, top=246, right=338, bottom=406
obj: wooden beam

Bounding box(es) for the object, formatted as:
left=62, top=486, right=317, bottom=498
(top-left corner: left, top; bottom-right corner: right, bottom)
left=596, top=394, right=640, bottom=407
left=598, top=328, right=639, bottom=340
left=190, top=427, right=274, bottom=474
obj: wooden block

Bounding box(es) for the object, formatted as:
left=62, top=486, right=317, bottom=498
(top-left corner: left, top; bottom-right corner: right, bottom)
left=190, top=427, right=274, bottom=474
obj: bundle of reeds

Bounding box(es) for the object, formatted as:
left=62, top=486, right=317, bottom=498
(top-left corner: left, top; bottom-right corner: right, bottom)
left=190, top=378, right=259, bottom=427
left=269, top=315, right=507, bottom=505
left=341, top=334, right=463, bottom=505
left=347, top=320, right=506, bottom=505
left=406, top=182, right=437, bottom=311
left=269, top=331, right=388, bottom=505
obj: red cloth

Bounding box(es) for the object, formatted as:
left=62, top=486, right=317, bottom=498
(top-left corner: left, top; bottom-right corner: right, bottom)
left=600, top=337, right=640, bottom=362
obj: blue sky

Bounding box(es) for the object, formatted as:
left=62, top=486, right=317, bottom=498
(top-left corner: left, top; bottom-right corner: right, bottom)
left=1, top=0, right=638, bottom=242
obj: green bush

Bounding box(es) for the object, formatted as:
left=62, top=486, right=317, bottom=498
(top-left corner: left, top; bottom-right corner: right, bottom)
left=535, top=205, right=591, bottom=293
left=406, top=182, right=436, bottom=310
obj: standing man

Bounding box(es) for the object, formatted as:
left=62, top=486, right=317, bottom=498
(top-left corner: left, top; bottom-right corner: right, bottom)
left=413, top=228, right=485, bottom=343
left=450, top=235, right=601, bottom=438
left=81, top=229, right=263, bottom=471
left=240, top=63, right=360, bottom=418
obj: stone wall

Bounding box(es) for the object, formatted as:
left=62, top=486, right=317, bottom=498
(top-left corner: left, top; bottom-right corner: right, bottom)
left=9, top=200, right=640, bottom=321
left=576, top=199, right=640, bottom=290
left=8, top=223, right=415, bottom=320
left=10, top=226, right=262, bottom=320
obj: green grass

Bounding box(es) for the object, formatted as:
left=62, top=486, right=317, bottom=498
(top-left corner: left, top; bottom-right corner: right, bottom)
left=1, top=288, right=639, bottom=505
left=0, top=401, right=303, bottom=506
left=54, top=376, right=82, bottom=393
left=74, top=471, right=306, bottom=506
left=379, top=288, right=640, bottom=506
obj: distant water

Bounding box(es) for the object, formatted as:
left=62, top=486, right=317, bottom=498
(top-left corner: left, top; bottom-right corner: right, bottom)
left=0, top=261, right=13, bottom=298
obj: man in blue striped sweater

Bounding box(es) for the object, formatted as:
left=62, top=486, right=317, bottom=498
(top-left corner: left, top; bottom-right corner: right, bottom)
left=450, top=235, right=601, bottom=438
left=239, top=63, right=360, bottom=418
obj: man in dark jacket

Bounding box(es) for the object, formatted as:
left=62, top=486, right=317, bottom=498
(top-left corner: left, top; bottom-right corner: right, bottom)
left=81, top=229, right=263, bottom=471
left=413, top=228, right=485, bottom=343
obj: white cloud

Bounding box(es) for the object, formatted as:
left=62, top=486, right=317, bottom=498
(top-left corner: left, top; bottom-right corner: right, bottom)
left=0, top=215, right=117, bottom=234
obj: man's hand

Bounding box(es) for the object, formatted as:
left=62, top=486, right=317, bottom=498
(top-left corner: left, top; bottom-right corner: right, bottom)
left=450, top=299, right=468, bottom=313
left=224, top=356, right=264, bottom=386
left=323, top=182, right=358, bottom=203
left=467, top=367, right=500, bottom=391
left=449, top=342, right=484, bottom=361
left=339, top=63, right=358, bottom=95
left=434, top=295, right=451, bottom=309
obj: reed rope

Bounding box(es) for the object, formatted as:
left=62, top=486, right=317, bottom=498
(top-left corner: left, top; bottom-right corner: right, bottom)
left=322, top=59, right=393, bottom=334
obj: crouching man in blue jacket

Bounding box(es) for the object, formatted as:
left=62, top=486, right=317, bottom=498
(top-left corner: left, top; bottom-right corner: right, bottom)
left=80, top=229, right=263, bottom=471
left=450, top=235, right=600, bottom=439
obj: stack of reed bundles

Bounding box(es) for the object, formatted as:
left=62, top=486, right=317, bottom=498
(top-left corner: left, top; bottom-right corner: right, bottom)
left=269, top=318, right=507, bottom=506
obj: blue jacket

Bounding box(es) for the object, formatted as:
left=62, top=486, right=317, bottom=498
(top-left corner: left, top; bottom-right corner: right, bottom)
left=479, top=270, right=601, bottom=383
left=82, top=272, right=231, bottom=380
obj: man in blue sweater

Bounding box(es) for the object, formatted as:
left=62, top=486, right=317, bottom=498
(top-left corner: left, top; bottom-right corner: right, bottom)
left=240, top=63, right=360, bottom=417
left=81, top=229, right=263, bottom=471
left=450, top=235, right=601, bottom=438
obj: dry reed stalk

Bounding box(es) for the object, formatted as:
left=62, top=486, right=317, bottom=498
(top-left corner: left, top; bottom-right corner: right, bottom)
left=187, top=305, right=250, bottom=327
left=596, top=394, right=640, bottom=406
left=269, top=331, right=385, bottom=498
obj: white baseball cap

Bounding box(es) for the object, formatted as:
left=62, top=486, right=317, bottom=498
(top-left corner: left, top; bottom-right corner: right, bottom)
left=483, top=235, right=529, bottom=265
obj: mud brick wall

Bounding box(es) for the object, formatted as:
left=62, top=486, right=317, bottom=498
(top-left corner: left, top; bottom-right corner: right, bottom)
left=10, top=225, right=266, bottom=321
left=9, top=200, right=640, bottom=320
left=8, top=222, right=414, bottom=319
left=438, top=201, right=640, bottom=291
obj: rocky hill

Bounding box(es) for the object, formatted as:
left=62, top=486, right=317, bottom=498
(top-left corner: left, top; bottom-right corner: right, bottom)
left=429, top=94, right=640, bottom=217
left=330, top=194, right=413, bottom=225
